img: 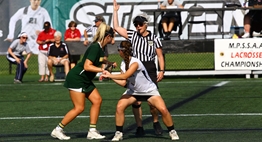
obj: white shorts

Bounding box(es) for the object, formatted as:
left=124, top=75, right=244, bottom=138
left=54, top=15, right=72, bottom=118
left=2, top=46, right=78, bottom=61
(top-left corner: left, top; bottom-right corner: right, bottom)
left=68, top=88, right=82, bottom=92
left=52, top=58, right=70, bottom=65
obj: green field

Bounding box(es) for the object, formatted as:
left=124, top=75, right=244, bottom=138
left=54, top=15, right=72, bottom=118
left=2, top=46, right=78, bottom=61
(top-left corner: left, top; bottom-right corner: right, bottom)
left=0, top=53, right=214, bottom=75
left=0, top=75, right=261, bottom=141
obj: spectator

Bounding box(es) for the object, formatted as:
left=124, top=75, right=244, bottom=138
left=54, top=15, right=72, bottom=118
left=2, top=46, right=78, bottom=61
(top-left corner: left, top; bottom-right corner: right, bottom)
left=101, top=40, right=179, bottom=141
left=64, top=21, right=81, bottom=69
left=113, top=0, right=165, bottom=136
left=36, top=21, right=56, bottom=82
left=84, top=15, right=115, bottom=81
left=241, top=0, right=262, bottom=38
left=160, top=0, right=183, bottom=39
left=83, top=15, right=105, bottom=45
left=6, top=32, right=32, bottom=84
left=5, top=0, right=52, bottom=54
left=50, top=23, right=115, bottom=140
left=48, top=31, right=70, bottom=82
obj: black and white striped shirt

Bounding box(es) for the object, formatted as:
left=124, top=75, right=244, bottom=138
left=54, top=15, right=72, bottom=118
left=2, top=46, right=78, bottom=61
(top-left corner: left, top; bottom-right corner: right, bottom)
left=127, top=30, right=162, bottom=62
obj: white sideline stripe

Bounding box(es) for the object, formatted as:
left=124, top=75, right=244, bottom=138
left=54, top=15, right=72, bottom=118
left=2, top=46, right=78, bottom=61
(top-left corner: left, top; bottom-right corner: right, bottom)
left=1, top=113, right=262, bottom=120
left=213, top=81, right=229, bottom=87
left=2, top=80, right=262, bottom=87
left=0, top=81, right=222, bottom=86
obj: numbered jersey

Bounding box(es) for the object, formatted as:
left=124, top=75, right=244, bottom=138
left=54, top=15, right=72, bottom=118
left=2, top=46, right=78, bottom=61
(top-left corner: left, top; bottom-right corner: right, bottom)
left=7, top=6, right=52, bottom=54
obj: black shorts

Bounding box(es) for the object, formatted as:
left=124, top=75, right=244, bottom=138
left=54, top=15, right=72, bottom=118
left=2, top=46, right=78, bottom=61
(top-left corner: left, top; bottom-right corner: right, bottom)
left=162, top=12, right=180, bottom=21
left=247, top=10, right=262, bottom=20
left=133, top=95, right=152, bottom=101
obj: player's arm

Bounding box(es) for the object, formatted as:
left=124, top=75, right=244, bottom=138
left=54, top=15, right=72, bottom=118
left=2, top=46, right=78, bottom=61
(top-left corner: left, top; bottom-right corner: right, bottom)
left=156, top=47, right=165, bottom=82
left=84, top=59, right=104, bottom=73
left=113, top=0, right=128, bottom=39
left=6, top=8, right=23, bottom=40
left=103, top=62, right=138, bottom=80
left=112, top=77, right=127, bottom=87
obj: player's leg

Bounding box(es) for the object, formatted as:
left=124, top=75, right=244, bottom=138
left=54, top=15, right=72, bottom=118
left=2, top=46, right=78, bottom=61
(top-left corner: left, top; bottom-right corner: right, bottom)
left=51, top=90, right=86, bottom=140
left=148, top=103, right=163, bottom=135
left=147, top=96, right=179, bottom=140
left=86, top=88, right=105, bottom=139
left=112, top=95, right=137, bottom=141
left=142, top=61, right=163, bottom=135
left=132, top=101, right=145, bottom=136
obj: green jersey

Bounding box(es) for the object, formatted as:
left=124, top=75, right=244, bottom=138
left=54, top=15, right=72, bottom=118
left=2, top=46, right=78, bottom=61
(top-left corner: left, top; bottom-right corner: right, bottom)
left=64, top=42, right=104, bottom=93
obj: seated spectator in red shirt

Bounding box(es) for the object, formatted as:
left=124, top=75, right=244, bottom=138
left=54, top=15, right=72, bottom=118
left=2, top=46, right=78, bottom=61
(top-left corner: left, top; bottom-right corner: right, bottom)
left=64, top=21, right=81, bottom=69
left=48, top=31, right=70, bottom=82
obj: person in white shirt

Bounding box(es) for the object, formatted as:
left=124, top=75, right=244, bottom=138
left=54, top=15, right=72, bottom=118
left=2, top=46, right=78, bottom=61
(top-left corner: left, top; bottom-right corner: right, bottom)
left=6, top=32, right=32, bottom=83
left=160, top=0, right=184, bottom=39
left=5, top=0, right=52, bottom=54
left=101, top=41, right=179, bottom=141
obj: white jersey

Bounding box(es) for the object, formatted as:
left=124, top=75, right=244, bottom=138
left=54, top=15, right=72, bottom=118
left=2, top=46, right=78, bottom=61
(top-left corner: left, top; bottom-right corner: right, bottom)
left=7, top=6, right=52, bottom=54
left=120, top=57, right=157, bottom=93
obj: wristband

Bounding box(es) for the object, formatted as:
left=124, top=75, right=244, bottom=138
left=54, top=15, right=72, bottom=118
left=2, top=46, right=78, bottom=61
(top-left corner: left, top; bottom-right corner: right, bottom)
left=159, top=70, right=165, bottom=73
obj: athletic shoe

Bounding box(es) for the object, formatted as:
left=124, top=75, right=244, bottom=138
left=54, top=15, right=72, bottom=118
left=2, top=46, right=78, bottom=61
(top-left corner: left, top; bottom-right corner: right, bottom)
left=86, top=130, right=105, bottom=139
left=169, top=130, right=179, bottom=140
left=241, top=32, right=250, bottom=38
left=135, top=127, right=145, bottom=136
left=153, top=122, right=163, bottom=135
left=253, top=31, right=261, bottom=37
left=51, top=128, right=70, bottom=140
left=49, top=74, right=54, bottom=82
left=14, top=79, right=22, bottom=84
left=111, top=131, right=123, bottom=141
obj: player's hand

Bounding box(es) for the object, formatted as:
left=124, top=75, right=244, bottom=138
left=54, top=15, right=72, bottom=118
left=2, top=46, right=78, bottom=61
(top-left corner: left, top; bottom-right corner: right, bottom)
left=157, top=71, right=164, bottom=82
left=102, top=70, right=111, bottom=77
left=112, top=62, right=117, bottom=68
left=113, top=0, right=120, bottom=11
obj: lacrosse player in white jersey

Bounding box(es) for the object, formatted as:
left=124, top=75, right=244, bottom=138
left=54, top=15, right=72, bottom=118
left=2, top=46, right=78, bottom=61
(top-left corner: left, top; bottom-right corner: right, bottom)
left=5, top=0, right=52, bottom=54
left=101, top=41, right=179, bottom=141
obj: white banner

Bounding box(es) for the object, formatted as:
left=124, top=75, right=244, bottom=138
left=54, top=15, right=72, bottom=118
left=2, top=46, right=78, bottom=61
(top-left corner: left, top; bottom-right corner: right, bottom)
left=215, top=39, right=262, bottom=70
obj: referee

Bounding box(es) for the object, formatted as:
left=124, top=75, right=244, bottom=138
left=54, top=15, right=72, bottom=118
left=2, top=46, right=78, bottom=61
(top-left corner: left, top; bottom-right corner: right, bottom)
left=113, top=0, right=165, bottom=135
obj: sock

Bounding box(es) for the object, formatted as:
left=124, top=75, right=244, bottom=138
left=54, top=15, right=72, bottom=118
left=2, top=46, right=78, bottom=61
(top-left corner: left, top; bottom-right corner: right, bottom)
left=116, top=125, right=123, bottom=132
left=89, top=124, right=96, bottom=131
left=167, top=125, right=174, bottom=132
left=153, top=121, right=160, bottom=125
left=56, top=123, right=65, bottom=130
